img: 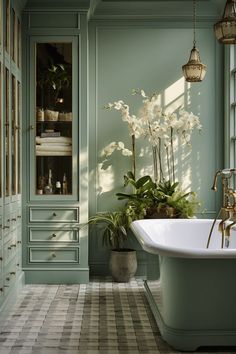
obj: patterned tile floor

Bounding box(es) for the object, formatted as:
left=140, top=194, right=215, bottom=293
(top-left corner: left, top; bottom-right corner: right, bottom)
left=0, top=278, right=235, bottom=354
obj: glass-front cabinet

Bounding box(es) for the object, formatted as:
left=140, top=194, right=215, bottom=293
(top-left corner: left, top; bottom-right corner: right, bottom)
left=31, top=39, right=77, bottom=199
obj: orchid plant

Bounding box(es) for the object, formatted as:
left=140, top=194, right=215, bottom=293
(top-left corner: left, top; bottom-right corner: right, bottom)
left=104, top=89, right=202, bottom=184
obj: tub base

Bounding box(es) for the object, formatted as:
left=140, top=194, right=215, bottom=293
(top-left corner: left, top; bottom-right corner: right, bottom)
left=144, top=280, right=236, bottom=351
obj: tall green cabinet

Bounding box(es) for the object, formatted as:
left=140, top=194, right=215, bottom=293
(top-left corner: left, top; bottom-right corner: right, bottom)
left=0, top=0, right=25, bottom=311
left=22, top=4, right=89, bottom=283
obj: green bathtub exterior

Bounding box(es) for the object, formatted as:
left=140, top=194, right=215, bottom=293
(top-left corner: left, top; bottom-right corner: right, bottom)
left=145, top=256, right=236, bottom=351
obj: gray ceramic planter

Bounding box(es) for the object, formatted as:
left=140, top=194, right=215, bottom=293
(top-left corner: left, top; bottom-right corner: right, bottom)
left=109, top=249, right=137, bottom=282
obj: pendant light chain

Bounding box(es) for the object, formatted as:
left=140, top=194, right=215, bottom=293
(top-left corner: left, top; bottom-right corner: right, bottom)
left=182, top=0, right=206, bottom=82
left=193, top=0, right=196, bottom=47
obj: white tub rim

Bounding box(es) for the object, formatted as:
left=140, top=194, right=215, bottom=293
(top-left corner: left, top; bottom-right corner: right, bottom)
left=130, top=218, right=236, bottom=259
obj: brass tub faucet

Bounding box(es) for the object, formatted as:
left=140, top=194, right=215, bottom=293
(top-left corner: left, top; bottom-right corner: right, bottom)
left=207, top=168, right=236, bottom=248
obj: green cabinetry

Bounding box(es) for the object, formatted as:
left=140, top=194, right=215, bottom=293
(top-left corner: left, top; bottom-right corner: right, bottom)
left=22, top=10, right=89, bottom=283
left=0, top=0, right=24, bottom=311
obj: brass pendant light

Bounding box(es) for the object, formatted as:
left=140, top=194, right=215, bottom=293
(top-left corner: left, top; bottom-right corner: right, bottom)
left=182, top=0, right=206, bottom=82
left=214, top=0, right=236, bottom=44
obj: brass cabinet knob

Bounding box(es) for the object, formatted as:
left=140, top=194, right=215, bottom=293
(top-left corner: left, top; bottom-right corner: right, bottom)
left=17, top=215, right=21, bottom=218
left=30, top=125, right=34, bottom=130
left=6, top=277, right=10, bottom=281
left=51, top=253, right=56, bottom=258
left=0, top=257, right=2, bottom=261
left=51, top=233, right=57, bottom=238
left=52, top=212, right=57, bottom=217
left=17, top=240, right=22, bottom=244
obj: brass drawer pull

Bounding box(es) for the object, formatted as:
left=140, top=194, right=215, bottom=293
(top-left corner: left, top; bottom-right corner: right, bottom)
left=0, top=257, right=2, bottom=261
left=7, top=219, right=10, bottom=222
left=51, top=233, right=57, bottom=238
left=17, top=215, right=21, bottom=218
left=52, top=212, right=57, bottom=217
left=11, top=244, right=16, bottom=247
left=6, top=277, right=10, bottom=281
left=8, top=246, right=11, bottom=250
left=10, top=272, right=16, bottom=275
left=17, top=240, right=22, bottom=244
left=11, top=218, right=16, bottom=221
left=51, top=253, right=56, bottom=258
left=3, top=226, right=10, bottom=229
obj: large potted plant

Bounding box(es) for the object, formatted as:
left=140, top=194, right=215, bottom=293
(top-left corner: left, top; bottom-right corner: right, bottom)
left=117, top=171, right=200, bottom=219
left=88, top=211, right=137, bottom=282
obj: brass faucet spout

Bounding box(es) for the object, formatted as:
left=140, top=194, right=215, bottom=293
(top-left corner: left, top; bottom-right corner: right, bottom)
left=211, top=170, right=222, bottom=191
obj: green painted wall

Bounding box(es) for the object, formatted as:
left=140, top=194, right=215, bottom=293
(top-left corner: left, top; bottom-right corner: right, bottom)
left=21, top=1, right=224, bottom=279
left=88, top=20, right=223, bottom=276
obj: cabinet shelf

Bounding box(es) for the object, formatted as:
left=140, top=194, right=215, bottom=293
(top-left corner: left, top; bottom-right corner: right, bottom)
left=36, top=121, right=72, bottom=123
left=36, top=153, right=72, bottom=156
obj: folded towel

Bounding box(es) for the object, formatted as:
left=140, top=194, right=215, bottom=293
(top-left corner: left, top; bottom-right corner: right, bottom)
left=36, top=151, right=72, bottom=156
left=40, top=142, right=72, bottom=146
left=36, top=136, right=72, bottom=144
left=36, top=145, right=72, bottom=152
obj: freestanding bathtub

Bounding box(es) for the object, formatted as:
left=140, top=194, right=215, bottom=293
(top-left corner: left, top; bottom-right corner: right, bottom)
left=131, top=218, right=236, bottom=351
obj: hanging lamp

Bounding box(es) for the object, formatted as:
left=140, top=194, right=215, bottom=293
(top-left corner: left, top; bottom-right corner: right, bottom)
left=214, top=0, right=236, bottom=44
left=182, top=0, right=206, bottom=82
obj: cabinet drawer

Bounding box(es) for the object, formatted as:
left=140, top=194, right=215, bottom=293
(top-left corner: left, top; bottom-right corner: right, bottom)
left=29, top=228, right=79, bottom=243
left=29, top=247, right=79, bottom=263
left=29, top=207, right=79, bottom=223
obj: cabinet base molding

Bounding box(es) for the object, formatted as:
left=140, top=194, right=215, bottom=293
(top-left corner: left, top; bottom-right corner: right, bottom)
left=0, top=272, right=25, bottom=316
left=24, top=269, right=89, bottom=284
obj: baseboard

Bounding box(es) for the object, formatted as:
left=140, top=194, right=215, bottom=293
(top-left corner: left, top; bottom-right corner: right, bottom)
left=24, top=268, right=90, bottom=284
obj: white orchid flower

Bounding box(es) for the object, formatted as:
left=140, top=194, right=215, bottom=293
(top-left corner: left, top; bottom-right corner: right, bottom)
left=122, top=148, right=133, bottom=156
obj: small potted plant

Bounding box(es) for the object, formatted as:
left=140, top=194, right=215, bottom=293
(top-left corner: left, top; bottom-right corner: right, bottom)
left=37, top=61, right=72, bottom=119
left=88, top=210, right=137, bottom=282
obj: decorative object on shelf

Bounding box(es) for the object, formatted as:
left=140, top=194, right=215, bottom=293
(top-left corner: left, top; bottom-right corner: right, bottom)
left=214, top=0, right=236, bottom=44
left=55, top=181, right=61, bottom=194
left=44, top=109, right=59, bottom=121
left=36, top=107, right=44, bottom=121
left=182, top=0, right=206, bottom=82
left=58, top=112, right=72, bottom=122
left=62, top=173, right=68, bottom=194
left=44, top=169, right=53, bottom=194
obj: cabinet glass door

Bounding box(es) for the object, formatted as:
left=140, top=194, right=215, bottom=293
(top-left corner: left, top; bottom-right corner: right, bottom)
left=5, top=67, right=10, bottom=197
left=35, top=42, right=73, bottom=196
left=11, top=74, right=16, bottom=196
left=17, top=81, right=21, bottom=194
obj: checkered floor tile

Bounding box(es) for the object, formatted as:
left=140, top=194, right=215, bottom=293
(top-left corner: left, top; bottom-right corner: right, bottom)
left=0, top=278, right=235, bottom=353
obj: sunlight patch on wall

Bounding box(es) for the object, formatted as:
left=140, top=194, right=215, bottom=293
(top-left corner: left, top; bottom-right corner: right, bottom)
left=164, top=77, right=185, bottom=110
left=98, top=164, right=114, bottom=193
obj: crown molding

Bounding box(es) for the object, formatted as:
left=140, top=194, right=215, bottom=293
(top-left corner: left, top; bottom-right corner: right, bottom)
left=89, top=0, right=223, bottom=20
left=24, top=0, right=90, bottom=12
